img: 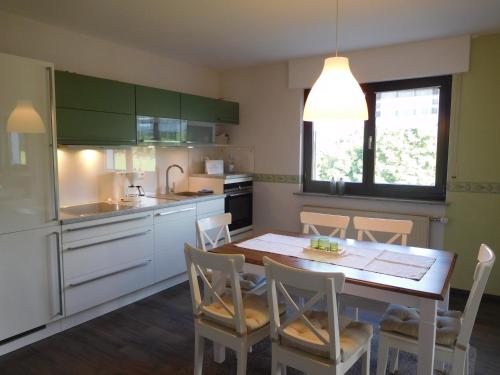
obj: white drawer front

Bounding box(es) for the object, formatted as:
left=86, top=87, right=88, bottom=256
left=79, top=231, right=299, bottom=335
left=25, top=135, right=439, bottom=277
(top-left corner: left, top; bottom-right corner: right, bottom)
left=64, top=258, right=154, bottom=316
left=62, top=212, right=154, bottom=243
left=63, top=227, right=154, bottom=280
left=154, top=204, right=196, bottom=224
left=196, top=198, right=225, bottom=217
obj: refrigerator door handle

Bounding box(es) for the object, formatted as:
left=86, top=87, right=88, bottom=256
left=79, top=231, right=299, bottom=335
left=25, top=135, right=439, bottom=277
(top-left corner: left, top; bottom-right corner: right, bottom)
left=47, top=67, right=60, bottom=222
left=50, top=231, right=64, bottom=319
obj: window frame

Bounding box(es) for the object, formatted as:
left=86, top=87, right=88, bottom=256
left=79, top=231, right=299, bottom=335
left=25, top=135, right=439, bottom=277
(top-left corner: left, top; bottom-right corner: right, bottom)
left=303, top=75, right=452, bottom=201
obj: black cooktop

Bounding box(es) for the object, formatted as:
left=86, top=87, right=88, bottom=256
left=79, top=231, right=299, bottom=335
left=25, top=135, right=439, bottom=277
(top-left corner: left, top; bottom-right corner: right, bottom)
left=61, top=202, right=133, bottom=217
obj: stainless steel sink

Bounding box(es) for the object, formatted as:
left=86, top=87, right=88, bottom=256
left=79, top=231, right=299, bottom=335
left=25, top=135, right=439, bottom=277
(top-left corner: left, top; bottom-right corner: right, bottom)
left=147, top=191, right=213, bottom=200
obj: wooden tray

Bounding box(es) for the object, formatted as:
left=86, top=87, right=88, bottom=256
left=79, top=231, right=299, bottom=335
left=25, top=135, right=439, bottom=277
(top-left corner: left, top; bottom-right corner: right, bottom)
left=303, top=247, right=346, bottom=256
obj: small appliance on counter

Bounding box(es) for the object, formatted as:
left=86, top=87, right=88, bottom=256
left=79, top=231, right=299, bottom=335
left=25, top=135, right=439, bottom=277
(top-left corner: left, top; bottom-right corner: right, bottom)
left=120, top=171, right=146, bottom=202
left=205, top=159, right=224, bottom=175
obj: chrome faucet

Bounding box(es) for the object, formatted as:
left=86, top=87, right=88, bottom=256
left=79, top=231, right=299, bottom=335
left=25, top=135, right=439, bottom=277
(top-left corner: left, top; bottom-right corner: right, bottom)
left=165, top=164, right=184, bottom=194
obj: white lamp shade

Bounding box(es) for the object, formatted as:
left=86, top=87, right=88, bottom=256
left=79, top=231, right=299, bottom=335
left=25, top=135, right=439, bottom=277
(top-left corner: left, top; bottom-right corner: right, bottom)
left=6, top=100, right=45, bottom=133
left=303, top=56, right=368, bottom=122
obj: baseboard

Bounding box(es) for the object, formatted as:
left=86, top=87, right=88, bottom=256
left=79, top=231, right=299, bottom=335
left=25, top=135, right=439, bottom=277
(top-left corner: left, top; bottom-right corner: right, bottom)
left=0, top=273, right=187, bottom=357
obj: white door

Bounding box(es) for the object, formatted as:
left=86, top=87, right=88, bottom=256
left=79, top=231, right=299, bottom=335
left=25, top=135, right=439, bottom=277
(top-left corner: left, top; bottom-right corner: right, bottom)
left=154, top=205, right=196, bottom=282
left=0, top=53, right=58, bottom=235
left=0, top=225, right=63, bottom=342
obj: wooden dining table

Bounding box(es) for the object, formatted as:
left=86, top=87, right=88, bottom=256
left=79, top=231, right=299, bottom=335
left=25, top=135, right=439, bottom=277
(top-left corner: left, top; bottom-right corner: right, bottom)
left=211, top=230, right=457, bottom=375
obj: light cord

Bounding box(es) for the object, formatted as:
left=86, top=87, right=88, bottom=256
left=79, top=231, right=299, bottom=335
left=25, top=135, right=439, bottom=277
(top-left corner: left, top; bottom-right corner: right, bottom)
left=335, top=0, right=339, bottom=56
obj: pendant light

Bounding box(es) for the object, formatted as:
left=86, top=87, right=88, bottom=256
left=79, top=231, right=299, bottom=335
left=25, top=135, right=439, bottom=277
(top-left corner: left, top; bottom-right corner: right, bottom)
left=6, top=100, right=45, bottom=133
left=303, top=0, right=368, bottom=122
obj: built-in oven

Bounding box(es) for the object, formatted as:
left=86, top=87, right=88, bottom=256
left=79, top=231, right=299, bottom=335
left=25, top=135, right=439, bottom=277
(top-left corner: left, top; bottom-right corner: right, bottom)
left=224, top=179, right=253, bottom=234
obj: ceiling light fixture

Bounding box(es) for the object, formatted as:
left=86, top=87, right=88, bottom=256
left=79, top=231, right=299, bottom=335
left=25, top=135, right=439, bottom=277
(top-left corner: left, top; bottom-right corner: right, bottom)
left=303, top=0, right=368, bottom=122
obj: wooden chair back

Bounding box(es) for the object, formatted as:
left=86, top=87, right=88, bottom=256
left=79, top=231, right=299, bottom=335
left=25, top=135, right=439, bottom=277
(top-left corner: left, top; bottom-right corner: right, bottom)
left=456, top=244, right=495, bottom=348
left=300, top=211, right=350, bottom=239
left=197, top=213, right=232, bottom=251
left=353, top=216, right=413, bottom=246
left=263, top=256, right=345, bottom=363
left=184, top=243, right=247, bottom=334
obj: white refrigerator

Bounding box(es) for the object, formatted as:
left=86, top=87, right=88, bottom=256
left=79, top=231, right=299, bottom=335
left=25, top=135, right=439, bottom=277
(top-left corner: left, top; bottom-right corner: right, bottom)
left=0, top=52, right=62, bottom=343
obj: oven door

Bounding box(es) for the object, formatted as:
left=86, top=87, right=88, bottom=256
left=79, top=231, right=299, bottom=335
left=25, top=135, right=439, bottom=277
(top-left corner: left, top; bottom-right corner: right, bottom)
left=225, top=190, right=253, bottom=232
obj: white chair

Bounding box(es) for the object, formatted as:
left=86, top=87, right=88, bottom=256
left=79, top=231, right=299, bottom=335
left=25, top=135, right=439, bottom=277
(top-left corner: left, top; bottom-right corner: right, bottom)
left=263, top=256, right=373, bottom=375
left=353, top=216, right=413, bottom=246
left=300, top=211, right=350, bottom=239
left=185, top=244, right=281, bottom=375
left=377, top=244, right=495, bottom=375
left=344, top=216, right=414, bottom=320
left=197, top=213, right=266, bottom=292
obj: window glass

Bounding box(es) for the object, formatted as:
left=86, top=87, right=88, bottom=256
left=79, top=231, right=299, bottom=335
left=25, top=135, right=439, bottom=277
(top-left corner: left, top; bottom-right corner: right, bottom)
left=374, top=87, right=439, bottom=186
left=132, top=146, right=156, bottom=172
left=312, top=121, right=364, bottom=182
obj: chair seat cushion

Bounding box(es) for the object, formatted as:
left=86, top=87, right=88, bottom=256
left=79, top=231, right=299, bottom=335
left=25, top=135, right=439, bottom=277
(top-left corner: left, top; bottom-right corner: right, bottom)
left=202, top=293, right=284, bottom=332
left=205, top=270, right=266, bottom=291
left=281, top=311, right=373, bottom=362
left=380, top=304, right=461, bottom=347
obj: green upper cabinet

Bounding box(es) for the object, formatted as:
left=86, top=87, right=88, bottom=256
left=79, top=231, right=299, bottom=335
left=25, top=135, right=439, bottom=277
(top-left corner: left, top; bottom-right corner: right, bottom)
left=180, top=94, right=239, bottom=124
left=135, top=85, right=180, bottom=118
left=55, top=71, right=136, bottom=145
left=55, top=71, right=135, bottom=114
left=216, top=99, right=239, bottom=124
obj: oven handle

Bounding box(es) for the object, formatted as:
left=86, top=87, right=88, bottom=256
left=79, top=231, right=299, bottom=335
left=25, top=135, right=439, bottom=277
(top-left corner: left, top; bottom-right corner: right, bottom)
left=225, top=191, right=252, bottom=198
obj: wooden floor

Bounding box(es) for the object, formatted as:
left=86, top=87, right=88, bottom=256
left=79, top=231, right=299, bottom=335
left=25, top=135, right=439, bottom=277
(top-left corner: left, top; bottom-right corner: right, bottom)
left=0, top=282, right=499, bottom=374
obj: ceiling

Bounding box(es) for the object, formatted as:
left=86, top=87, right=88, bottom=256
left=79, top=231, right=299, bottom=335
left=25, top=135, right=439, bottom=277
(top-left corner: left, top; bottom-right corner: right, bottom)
left=1, top=0, right=499, bottom=70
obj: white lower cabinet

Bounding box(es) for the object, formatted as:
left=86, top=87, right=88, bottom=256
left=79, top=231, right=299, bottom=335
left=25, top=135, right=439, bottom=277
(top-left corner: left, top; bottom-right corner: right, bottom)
left=0, top=225, right=63, bottom=342
left=196, top=198, right=225, bottom=248
left=62, top=212, right=154, bottom=316
left=154, top=203, right=197, bottom=282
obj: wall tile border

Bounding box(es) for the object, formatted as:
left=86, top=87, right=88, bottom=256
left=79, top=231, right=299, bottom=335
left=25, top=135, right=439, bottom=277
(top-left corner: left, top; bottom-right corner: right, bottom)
left=447, top=181, right=500, bottom=194
left=253, top=173, right=301, bottom=184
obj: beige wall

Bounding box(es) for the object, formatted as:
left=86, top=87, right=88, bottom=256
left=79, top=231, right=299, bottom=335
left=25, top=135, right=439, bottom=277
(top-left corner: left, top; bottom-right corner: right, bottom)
left=220, top=62, right=447, bottom=250
left=0, top=11, right=220, bottom=97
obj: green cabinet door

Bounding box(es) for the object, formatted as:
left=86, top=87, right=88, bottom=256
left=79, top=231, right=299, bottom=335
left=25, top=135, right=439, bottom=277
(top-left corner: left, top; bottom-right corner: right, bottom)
left=180, top=94, right=217, bottom=122
left=216, top=100, right=239, bottom=124
left=57, top=108, right=136, bottom=145
left=135, top=85, right=180, bottom=118
left=55, top=71, right=135, bottom=114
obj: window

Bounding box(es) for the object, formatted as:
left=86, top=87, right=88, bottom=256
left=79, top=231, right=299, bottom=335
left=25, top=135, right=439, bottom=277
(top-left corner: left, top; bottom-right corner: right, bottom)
left=303, top=75, right=451, bottom=200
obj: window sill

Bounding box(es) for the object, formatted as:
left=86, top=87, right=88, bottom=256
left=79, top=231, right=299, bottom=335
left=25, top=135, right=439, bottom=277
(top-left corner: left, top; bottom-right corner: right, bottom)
left=293, top=191, right=448, bottom=206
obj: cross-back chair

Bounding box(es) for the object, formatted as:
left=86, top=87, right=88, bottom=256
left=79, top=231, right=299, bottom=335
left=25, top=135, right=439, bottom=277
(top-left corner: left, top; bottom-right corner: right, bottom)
left=300, top=211, right=350, bottom=239
left=196, top=213, right=266, bottom=293
left=377, top=244, right=495, bottom=375
left=263, top=256, right=372, bottom=375
left=353, top=216, right=413, bottom=246
left=185, top=244, right=278, bottom=375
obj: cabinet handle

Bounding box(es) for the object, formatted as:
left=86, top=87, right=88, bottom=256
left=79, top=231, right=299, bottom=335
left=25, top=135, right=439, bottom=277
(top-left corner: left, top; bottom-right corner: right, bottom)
left=64, top=214, right=151, bottom=232
left=65, top=229, right=151, bottom=251
left=51, top=231, right=64, bottom=318
left=47, top=67, right=60, bottom=221
left=155, top=207, right=196, bottom=216
left=67, top=259, right=152, bottom=288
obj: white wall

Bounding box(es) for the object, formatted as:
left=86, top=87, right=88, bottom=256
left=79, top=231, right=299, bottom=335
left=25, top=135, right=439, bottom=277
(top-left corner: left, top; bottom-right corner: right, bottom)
left=0, top=11, right=220, bottom=97
left=221, top=61, right=447, bottom=249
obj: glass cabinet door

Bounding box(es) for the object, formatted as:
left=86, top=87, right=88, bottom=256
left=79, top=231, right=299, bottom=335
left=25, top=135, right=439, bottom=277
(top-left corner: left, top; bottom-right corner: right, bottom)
left=137, top=116, right=182, bottom=143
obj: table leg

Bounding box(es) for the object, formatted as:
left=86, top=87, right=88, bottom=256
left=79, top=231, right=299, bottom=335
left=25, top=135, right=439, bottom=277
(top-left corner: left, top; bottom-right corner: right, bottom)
left=417, top=298, right=437, bottom=375
left=439, top=284, right=450, bottom=311
left=212, top=269, right=226, bottom=363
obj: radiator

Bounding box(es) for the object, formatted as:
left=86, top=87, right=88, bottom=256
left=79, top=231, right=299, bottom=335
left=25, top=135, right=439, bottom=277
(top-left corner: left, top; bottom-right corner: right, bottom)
left=302, top=205, right=430, bottom=247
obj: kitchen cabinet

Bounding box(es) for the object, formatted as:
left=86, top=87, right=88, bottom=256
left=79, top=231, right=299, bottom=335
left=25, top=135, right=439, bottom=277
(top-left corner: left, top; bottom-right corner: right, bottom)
left=181, top=94, right=239, bottom=124
left=135, top=85, right=180, bottom=119
left=62, top=212, right=154, bottom=316
left=0, top=225, right=63, bottom=342
left=55, top=71, right=136, bottom=145
left=154, top=203, right=197, bottom=282
left=57, top=108, right=136, bottom=145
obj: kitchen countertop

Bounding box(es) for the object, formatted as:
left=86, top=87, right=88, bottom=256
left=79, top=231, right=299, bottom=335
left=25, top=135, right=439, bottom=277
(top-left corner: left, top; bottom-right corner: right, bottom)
left=59, top=194, right=226, bottom=225
left=189, top=173, right=253, bottom=179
